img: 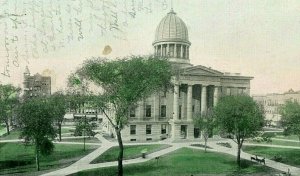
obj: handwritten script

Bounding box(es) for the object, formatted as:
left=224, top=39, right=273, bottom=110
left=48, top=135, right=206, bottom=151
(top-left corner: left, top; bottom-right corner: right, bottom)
left=0, top=0, right=169, bottom=79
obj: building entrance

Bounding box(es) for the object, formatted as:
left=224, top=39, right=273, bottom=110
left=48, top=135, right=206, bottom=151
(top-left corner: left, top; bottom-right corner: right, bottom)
left=180, top=125, right=187, bottom=139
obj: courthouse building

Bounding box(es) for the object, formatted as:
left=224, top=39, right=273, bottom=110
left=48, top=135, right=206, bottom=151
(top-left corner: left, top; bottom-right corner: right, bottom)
left=120, top=9, right=253, bottom=142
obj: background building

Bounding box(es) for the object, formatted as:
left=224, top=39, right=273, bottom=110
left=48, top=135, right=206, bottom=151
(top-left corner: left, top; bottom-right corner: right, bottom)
left=23, top=66, right=51, bottom=99
left=121, top=9, right=253, bottom=142
left=253, top=89, right=300, bottom=127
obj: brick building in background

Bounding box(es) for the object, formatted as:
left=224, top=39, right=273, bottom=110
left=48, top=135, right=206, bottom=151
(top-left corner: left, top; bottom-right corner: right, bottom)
left=23, top=66, right=51, bottom=99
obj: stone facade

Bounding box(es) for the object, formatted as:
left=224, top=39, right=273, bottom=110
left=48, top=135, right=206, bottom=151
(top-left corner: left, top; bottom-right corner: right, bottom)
left=253, top=89, right=300, bottom=126
left=121, top=9, right=253, bottom=142
left=23, top=66, right=51, bottom=99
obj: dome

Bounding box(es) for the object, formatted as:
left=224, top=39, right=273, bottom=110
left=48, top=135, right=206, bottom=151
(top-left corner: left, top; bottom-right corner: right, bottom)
left=154, top=9, right=190, bottom=44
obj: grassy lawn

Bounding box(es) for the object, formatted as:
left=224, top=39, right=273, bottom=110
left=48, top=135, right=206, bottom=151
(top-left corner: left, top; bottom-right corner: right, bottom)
left=0, top=126, right=5, bottom=137
left=261, top=131, right=283, bottom=137
left=91, top=144, right=171, bottom=163
left=0, top=129, right=21, bottom=140
left=275, top=135, right=300, bottom=141
left=72, top=148, right=278, bottom=176
left=243, top=146, right=300, bottom=167
left=248, top=139, right=300, bottom=147
left=0, top=125, right=4, bottom=131
left=61, top=137, right=101, bottom=143
left=271, top=140, right=300, bottom=146
left=0, top=142, right=98, bottom=175
left=61, top=127, right=75, bottom=134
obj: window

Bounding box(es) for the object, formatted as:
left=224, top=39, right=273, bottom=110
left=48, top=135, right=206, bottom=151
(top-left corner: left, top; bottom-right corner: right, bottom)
left=130, top=125, right=136, bottom=135
left=146, top=105, right=151, bottom=117
left=161, top=90, right=167, bottom=97
left=129, top=107, right=135, bottom=117
left=160, top=105, right=166, bottom=117
left=146, top=125, right=151, bottom=134
left=179, top=105, right=182, bottom=119
left=192, top=105, right=195, bottom=112
left=161, top=124, right=167, bottom=134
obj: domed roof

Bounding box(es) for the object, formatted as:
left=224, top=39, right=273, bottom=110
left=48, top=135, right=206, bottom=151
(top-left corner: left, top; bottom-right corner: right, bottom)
left=154, top=9, right=190, bottom=44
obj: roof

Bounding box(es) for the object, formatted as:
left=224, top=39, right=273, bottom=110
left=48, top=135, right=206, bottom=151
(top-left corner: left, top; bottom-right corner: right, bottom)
left=153, top=9, right=190, bottom=44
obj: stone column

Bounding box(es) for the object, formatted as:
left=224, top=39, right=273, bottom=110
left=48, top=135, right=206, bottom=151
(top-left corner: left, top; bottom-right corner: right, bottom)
left=138, top=100, right=144, bottom=120
left=182, top=88, right=186, bottom=120
left=187, top=84, right=193, bottom=121
left=174, top=44, right=177, bottom=58
left=180, top=45, right=183, bottom=58
left=213, top=86, right=219, bottom=107
left=245, top=88, right=250, bottom=95
left=201, top=85, right=207, bottom=114
left=167, top=44, right=170, bottom=57
left=153, top=94, right=160, bottom=121
left=173, top=84, right=179, bottom=121
left=155, top=46, right=158, bottom=56
left=187, top=46, right=189, bottom=59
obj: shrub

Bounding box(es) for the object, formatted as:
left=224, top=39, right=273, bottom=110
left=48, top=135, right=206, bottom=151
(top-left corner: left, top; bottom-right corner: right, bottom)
left=252, top=137, right=264, bottom=143
left=273, top=155, right=283, bottom=162
left=216, top=142, right=232, bottom=148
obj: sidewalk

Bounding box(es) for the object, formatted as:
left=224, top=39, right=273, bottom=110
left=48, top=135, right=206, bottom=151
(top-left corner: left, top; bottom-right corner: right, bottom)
left=273, top=138, right=300, bottom=143
left=244, top=143, right=300, bottom=149
left=42, top=143, right=180, bottom=176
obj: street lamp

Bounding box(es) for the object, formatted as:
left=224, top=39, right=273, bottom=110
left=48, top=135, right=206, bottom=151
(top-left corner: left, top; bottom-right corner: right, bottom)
left=83, top=128, right=86, bottom=151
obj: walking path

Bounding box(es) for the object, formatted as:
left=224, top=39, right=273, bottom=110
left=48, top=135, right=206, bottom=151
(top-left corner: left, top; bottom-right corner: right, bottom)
left=42, top=136, right=300, bottom=176
left=244, top=143, right=300, bottom=149
left=273, top=138, right=300, bottom=143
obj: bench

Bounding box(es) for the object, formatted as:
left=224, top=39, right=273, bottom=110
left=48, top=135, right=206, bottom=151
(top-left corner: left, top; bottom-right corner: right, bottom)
left=250, top=155, right=265, bottom=165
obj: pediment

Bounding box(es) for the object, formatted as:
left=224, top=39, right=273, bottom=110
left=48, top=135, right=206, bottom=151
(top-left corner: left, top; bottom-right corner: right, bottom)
left=180, top=65, right=223, bottom=76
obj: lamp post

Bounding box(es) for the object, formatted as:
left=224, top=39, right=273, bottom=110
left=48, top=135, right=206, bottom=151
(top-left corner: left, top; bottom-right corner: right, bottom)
left=83, top=128, right=86, bottom=151
left=83, top=114, right=87, bottom=151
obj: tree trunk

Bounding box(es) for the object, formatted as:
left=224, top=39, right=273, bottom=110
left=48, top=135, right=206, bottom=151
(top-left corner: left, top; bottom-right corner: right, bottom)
left=35, top=144, right=40, bottom=171
left=58, top=123, right=62, bottom=141
left=5, top=120, right=10, bottom=135
left=116, top=128, right=124, bottom=176
left=204, top=137, right=207, bottom=153
left=237, top=143, right=241, bottom=167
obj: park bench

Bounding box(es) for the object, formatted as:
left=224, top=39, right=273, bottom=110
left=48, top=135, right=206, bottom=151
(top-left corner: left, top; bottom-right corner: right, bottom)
left=250, top=155, right=265, bottom=165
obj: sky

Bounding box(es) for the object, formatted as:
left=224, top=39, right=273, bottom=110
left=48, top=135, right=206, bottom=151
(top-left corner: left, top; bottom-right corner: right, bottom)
left=0, top=0, right=300, bottom=95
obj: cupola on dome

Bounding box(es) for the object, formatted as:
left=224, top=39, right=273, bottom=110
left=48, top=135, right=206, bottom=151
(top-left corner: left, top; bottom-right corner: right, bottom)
left=153, top=9, right=191, bottom=67
left=154, top=9, right=190, bottom=44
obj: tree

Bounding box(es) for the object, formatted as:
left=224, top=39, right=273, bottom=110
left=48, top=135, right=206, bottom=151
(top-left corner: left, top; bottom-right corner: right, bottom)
left=70, top=55, right=172, bottom=176
left=280, top=100, right=300, bottom=143
left=49, top=91, right=67, bottom=141
left=18, top=98, right=56, bottom=171
left=214, top=95, right=264, bottom=167
left=0, top=84, right=20, bottom=135
left=193, top=108, right=215, bottom=152
left=74, top=115, right=97, bottom=150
